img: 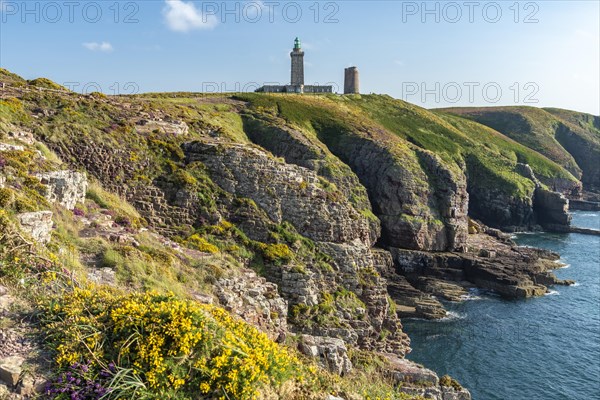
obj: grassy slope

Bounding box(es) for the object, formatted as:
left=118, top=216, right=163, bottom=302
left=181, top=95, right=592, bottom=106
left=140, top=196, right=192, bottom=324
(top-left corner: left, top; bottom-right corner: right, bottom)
left=236, top=93, right=577, bottom=199
left=438, top=106, right=600, bottom=183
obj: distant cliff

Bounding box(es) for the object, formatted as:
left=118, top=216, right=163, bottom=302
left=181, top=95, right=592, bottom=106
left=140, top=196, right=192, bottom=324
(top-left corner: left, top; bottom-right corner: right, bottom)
left=438, top=106, right=600, bottom=193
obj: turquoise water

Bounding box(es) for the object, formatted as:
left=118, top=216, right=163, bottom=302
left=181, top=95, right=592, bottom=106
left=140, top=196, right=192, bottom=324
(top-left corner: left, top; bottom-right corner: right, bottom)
left=403, top=211, right=600, bottom=400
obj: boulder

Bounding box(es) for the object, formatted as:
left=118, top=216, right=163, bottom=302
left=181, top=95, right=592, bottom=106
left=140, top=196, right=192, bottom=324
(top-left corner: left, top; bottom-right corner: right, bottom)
left=384, top=355, right=472, bottom=400
left=16, top=211, right=53, bottom=243
left=0, top=143, right=25, bottom=152
left=384, top=354, right=439, bottom=386
left=0, top=356, right=24, bottom=386
left=136, top=119, right=189, bottom=136
left=36, top=170, right=87, bottom=210
left=298, top=335, right=353, bottom=376
left=87, top=267, right=116, bottom=286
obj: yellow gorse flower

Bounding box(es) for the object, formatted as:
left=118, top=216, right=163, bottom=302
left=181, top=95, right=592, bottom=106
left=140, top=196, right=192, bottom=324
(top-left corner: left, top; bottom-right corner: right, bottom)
left=42, top=286, right=303, bottom=399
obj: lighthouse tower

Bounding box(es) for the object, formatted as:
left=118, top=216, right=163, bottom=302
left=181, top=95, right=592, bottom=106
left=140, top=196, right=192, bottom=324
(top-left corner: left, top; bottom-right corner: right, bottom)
left=290, top=37, right=305, bottom=87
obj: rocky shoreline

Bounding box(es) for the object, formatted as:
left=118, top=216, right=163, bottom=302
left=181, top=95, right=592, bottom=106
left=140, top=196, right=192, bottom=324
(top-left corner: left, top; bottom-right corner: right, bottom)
left=378, top=218, right=573, bottom=320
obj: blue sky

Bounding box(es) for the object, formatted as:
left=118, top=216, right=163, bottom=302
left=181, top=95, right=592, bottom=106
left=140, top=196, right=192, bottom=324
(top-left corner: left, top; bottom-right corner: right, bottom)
left=1, top=1, right=598, bottom=114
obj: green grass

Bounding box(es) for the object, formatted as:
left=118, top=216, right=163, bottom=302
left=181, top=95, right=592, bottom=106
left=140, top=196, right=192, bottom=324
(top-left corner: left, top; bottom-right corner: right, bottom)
left=438, top=106, right=599, bottom=184
left=236, top=93, right=576, bottom=200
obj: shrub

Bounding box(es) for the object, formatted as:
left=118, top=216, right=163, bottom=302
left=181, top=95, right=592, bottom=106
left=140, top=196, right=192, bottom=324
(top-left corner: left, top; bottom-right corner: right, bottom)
left=40, top=288, right=303, bottom=399
left=114, top=215, right=132, bottom=228
left=186, top=234, right=219, bottom=253
left=0, top=187, right=13, bottom=207
left=261, top=243, right=293, bottom=264
left=440, top=375, right=463, bottom=391
left=101, top=249, right=120, bottom=269
left=171, top=169, right=198, bottom=186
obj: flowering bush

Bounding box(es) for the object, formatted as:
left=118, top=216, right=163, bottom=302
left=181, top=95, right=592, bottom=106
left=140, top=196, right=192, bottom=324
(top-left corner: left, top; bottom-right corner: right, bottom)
left=185, top=234, right=219, bottom=253
left=41, top=287, right=303, bottom=399
left=259, top=243, right=293, bottom=264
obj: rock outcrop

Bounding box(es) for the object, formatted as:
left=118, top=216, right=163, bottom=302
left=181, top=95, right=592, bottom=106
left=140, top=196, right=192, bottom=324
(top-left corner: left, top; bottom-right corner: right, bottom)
left=135, top=118, right=189, bottom=136
left=215, top=269, right=288, bottom=341
left=387, top=225, right=570, bottom=302
left=314, top=126, right=468, bottom=252
left=16, top=211, right=53, bottom=243
left=241, top=114, right=381, bottom=242
left=533, top=187, right=571, bottom=231
left=298, top=335, right=353, bottom=376
left=240, top=112, right=468, bottom=252
left=373, top=248, right=447, bottom=319
left=385, top=355, right=471, bottom=400
left=36, top=170, right=87, bottom=210
left=468, top=163, right=572, bottom=232
left=184, top=141, right=374, bottom=246
left=516, top=163, right=572, bottom=231
left=183, top=140, right=410, bottom=355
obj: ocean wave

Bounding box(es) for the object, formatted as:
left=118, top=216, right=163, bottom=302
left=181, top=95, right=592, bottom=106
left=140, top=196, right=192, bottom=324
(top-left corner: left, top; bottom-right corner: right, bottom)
left=460, top=294, right=483, bottom=301
left=440, top=311, right=466, bottom=321
left=545, top=290, right=560, bottom=296
left=426, top=334, right=444, bottom=340
left=460, top=288, right=488, bottom=301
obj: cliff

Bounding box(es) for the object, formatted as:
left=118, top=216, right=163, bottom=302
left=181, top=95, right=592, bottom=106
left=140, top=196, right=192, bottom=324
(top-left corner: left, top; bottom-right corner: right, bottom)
left=1, top=68, right=596, bottom=399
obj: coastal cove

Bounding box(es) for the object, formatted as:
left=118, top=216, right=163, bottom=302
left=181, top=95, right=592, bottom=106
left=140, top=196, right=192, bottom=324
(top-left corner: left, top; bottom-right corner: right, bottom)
left=404, top=211, right=600, bottom=400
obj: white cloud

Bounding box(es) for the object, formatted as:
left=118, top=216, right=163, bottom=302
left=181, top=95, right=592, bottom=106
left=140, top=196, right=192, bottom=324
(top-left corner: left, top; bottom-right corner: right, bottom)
left=394, top=60, right=404, bottom=66
left=83, top=42, right=114, bottom=52
left=163, top=0, right=218, bottom=32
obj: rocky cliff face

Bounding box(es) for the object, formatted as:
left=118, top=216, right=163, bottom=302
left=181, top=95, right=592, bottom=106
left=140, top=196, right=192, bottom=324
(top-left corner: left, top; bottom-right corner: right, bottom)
left=321, top=129, right=468, bottom=252
left=467, top=162, right=572, bottom=232
left=534, top=188, right=571, bottom=231
left=466, top=185, right=535, bottom=231
left=183, top=139, right=410, bottom=355
left=241, top=111, right=469, bottom=252
left=183, top=141, right=375, bottom=246
left=554, top=121, right=600, bottom=192
left=5, top=74, right=597, bottom=399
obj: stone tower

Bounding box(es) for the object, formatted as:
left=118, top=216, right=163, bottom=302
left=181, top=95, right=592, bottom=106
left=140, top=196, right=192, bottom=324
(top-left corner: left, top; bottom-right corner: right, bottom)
left=344, top=67, right=360, bottom=94
left=290, top=37, right=304, bottom=86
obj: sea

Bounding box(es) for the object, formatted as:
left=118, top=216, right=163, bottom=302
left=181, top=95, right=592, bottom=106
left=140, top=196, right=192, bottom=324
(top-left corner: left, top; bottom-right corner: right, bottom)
left=403, top=211, right=600, bottom=400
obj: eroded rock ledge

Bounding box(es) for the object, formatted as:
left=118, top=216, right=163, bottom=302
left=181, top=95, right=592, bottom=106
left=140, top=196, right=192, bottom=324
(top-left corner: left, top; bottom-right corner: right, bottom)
left=382, top=218, right=571, bottom=319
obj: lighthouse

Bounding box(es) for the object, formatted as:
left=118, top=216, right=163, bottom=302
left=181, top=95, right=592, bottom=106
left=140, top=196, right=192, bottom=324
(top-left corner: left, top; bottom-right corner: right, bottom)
left=256, top=37, right=332, bottom=94
left=290, top=37, right=305, bottom=87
